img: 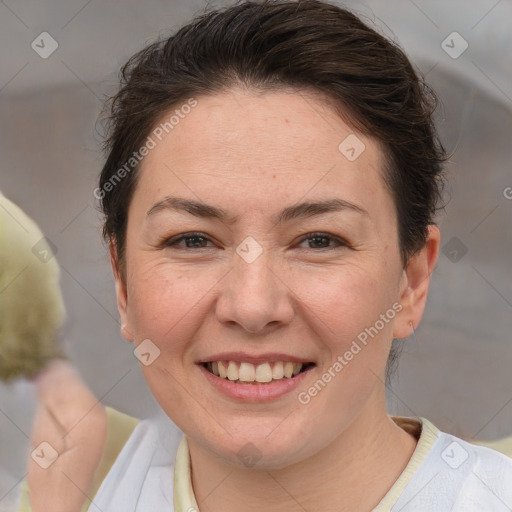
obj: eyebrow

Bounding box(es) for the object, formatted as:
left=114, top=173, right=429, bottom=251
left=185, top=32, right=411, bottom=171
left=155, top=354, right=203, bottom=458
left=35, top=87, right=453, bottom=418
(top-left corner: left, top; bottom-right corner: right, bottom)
left=146, top=196, right=368, bottom=225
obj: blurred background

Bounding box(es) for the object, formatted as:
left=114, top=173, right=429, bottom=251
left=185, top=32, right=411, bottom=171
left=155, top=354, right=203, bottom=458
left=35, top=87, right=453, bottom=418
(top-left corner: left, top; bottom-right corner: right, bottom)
left=1, top=0, right=511, bottom=509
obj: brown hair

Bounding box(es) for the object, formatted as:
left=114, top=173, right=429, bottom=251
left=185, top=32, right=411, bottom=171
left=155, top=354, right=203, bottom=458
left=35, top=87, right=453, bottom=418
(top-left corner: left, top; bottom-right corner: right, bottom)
left=98, top=0, right=446, bottom=378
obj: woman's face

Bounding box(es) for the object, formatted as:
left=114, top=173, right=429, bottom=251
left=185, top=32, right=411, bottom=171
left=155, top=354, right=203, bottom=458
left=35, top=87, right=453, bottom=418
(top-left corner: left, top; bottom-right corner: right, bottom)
left=113, top=88, right=427, bottom=469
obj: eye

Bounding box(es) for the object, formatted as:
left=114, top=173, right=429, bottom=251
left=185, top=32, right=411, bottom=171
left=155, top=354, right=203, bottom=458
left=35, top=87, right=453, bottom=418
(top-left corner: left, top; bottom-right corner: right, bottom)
left=159, top=232, right=215, bottom=249
left=158, top=231, right=349, bottom=251
left=296, top=232, right=348, bottom=250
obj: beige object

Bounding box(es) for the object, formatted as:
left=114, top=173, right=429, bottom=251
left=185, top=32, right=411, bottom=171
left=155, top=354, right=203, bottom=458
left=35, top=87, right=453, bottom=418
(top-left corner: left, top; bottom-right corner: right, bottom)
left=0, top=192, right=66, bottom=381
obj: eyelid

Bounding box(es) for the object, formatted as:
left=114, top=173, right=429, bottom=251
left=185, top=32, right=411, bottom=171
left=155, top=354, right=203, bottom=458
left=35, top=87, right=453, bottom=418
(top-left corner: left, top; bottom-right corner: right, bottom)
left=159, top=231, right=350, bottom=250
left=295, top=232, right=349, bottom=249
left=158, top=231, right=215, bottom=249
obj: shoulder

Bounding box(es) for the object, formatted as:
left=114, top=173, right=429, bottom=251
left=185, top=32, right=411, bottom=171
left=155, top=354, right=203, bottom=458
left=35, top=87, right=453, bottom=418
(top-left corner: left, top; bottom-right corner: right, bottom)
left=449, top=434, right=512, bottom=510
left=390, top=419, right=512, bottom=512
left=433, top=430, right=512, bottom=510
left=439, top=430, right=512, bottom=476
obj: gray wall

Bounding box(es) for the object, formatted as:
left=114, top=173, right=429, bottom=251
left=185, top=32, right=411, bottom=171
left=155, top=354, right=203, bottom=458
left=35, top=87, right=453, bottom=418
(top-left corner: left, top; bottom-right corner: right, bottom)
left=1, top=1, right=511, bottom=509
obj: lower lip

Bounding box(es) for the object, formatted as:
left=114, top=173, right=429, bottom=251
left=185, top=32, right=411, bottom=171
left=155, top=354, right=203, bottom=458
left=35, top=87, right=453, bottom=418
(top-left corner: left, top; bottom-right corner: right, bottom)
left=198, top=363, right=315, bottom=402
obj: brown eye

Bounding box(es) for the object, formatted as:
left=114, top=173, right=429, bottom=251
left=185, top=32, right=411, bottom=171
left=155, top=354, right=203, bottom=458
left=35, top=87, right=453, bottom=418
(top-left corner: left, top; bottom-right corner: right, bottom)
left=296, top=232, right=348, bottom=250
left=160, top=232, right=213, bottom=249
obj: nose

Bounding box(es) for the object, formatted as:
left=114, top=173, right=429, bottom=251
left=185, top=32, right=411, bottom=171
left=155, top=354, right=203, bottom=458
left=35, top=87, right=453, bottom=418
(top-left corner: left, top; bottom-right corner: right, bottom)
left=215, top=249, right=295, bottom=334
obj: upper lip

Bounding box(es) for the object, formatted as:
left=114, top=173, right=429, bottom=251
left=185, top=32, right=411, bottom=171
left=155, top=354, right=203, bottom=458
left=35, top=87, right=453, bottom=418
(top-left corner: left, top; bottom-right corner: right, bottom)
left=196, top=352, right=315, bottom=365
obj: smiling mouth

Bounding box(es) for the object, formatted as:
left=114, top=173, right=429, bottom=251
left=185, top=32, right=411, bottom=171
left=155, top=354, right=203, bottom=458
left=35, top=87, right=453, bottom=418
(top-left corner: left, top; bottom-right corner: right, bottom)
left=201, top=360, right=316, bottom=385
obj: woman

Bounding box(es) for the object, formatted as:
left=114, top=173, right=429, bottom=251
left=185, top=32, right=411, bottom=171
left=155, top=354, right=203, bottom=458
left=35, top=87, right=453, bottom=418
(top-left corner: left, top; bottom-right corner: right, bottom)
left=21, top=0, right=512, bottom=510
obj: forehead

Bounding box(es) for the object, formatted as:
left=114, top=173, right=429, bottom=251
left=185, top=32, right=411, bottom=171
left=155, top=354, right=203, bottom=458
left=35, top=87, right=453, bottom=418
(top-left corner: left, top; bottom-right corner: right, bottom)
left=134, top=87, right=391, bottom=220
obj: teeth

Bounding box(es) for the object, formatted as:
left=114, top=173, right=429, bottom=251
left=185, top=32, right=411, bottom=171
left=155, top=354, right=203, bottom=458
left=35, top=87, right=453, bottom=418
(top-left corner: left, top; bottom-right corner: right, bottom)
left=227, top=361, right=239, bottom=381
left=205, top=360, right=310, bottom=383
left=218, top=361, right=227, bottom=379
left=239, top=362, right=256, bottom=382
left=255, top=362, right=273, bottom=383
left=272, top=361, right=284, bottom=379
left=284, top=362, right=294, bottom=378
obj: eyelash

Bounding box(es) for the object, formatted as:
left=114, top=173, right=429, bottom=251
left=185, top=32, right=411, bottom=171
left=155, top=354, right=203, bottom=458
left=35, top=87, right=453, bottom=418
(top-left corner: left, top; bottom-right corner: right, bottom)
left=159, top=231, right=349, bottom=251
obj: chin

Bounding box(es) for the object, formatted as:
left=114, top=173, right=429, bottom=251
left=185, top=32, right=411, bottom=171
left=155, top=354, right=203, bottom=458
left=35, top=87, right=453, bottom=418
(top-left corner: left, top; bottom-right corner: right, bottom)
left=206, top=427, right=312, bottom=471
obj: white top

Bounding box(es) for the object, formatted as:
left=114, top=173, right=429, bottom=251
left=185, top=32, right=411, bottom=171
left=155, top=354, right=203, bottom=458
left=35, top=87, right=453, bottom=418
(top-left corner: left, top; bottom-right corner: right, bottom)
left=88, top=411, right=512, bottom=512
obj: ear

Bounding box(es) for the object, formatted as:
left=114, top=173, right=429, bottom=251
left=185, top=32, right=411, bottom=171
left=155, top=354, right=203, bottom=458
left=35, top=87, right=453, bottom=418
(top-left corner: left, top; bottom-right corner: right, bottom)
left=109, top=240, right=134, bottom=342
left=393, top=225, right=440, bottom=339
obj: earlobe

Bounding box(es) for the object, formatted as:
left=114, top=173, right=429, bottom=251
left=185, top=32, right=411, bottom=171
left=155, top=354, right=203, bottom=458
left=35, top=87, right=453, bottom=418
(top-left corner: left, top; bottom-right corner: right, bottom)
left=109, top=240, right=134, bottom=342
left=393, top=225, right=440, bottom=339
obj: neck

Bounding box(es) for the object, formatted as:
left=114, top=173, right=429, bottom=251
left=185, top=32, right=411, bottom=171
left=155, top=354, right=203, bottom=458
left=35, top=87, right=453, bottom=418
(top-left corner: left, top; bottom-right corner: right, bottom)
left=187, top=399, right=418, bottom=512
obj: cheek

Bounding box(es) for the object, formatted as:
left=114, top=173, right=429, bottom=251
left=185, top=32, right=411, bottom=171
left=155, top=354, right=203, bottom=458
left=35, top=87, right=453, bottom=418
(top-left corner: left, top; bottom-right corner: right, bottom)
left=292, top=263, right=396, bottom=347
left=126, top=264, right=209, bottom=409
left=126, top=263, right=205, bottom=343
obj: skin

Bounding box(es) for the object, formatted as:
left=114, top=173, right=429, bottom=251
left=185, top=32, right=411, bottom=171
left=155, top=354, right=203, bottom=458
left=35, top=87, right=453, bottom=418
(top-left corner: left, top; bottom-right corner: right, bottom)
left=27, top=359, right=107, bottom=512
left=111, top=87, right=440, bottom=511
